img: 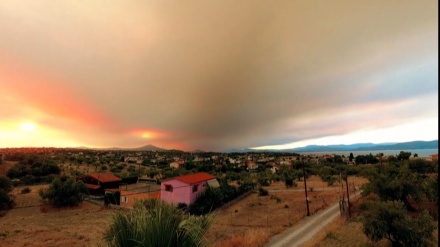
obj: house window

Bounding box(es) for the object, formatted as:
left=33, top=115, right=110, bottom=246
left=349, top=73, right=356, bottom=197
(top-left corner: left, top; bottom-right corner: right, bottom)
left=165, top=184, right=173, bottom=192
left=121, top=196, right=128, bottom=203
left=192, top=185, right=198, bottom=193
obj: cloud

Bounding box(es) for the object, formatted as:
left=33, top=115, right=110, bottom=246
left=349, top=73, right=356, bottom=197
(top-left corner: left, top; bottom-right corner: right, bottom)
left=0, top=0, right=437, bottom=151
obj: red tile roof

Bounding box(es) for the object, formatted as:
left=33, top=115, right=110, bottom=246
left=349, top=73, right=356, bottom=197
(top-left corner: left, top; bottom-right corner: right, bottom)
left=86, top=173, right=122, bottom=183
left=171, top=172, right=216, bottom=185
left=86, top=184, right=101, bottom=190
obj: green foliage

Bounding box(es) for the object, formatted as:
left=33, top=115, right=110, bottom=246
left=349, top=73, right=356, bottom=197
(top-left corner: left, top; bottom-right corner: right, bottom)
left=6, top=156, right=60, bottom=185
left=0, top=176, right=13, bottom=193
left=39, top=176, right=89, bottom=207
left=425, top=175, right=438, bottom=204
left=407, top=159, right=436, bottom=174
left=361, top=201, right=436, bottom=247
left=318, top=166, right=339, bottom=186
left=188, top=181, right=253, bottom=215
left=361, top=163, right=425, bottom=210
left=103, top=199, right=212, bottom=247
left=355, top=153, right=378, bottom=164
left=397, top=151, right=412, bottom=161
left=189, top=187, right=223, bottom=215
left=0, top=189, right=12, bottom=210
left=349, top=152, right=354, bottom=162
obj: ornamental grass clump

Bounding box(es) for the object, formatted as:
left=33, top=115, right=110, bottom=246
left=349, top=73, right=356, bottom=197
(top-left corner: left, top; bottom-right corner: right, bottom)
left=103, top=199, right=213, bottom=247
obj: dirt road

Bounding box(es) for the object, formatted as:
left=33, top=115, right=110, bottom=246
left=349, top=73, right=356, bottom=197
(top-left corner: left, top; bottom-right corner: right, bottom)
left=264, top=191, right=361, bottom=247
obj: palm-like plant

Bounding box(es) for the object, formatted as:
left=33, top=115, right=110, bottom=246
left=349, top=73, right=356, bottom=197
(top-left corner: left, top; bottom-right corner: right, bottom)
left=103, top=199, right=213, bottom=247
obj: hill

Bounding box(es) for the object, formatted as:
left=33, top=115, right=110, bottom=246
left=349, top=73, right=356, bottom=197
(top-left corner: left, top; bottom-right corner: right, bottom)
left=228, top=140, right=438, bottom=153
left=99, top=144, right=165, bottom=151
left=289, top=140, right=438, bottom=152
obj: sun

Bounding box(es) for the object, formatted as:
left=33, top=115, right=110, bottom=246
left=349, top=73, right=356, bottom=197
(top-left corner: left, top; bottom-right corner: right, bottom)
left=19, top=122, right=37, bottom=132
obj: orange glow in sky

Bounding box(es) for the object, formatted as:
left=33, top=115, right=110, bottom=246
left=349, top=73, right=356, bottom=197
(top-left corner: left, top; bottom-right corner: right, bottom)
left=0, top=1, right=437, bottom=151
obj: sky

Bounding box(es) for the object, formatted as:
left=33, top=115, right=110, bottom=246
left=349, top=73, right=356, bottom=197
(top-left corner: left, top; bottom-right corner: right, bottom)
left=0, top=0, right=438, bottom=152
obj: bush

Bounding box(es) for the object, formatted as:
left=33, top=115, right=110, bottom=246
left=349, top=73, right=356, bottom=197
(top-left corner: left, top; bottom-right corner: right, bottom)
left=21, top=187, right=31, bottom=194
left=259, top=187, right=268, bottom=196
left=0, top=189, right=12, bottom=210
left=103, top=199, right=212, bottom=247
left=0, top=176, right=12, bottom=193
left=39, top=176, right=89, bottom=207
left=177, top=202, right=188, bottom=211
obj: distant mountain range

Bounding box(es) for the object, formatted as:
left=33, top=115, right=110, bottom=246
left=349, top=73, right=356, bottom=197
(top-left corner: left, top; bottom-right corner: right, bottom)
left=88, top=140, right=438, bottom=153
left=227, top=140, right=438, bottom=153
left=100, top=144, right=165, bottom=151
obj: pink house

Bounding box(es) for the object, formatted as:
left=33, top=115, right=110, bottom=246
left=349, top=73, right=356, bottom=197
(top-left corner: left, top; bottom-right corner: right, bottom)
left=160, top=172, right=218, bottom=205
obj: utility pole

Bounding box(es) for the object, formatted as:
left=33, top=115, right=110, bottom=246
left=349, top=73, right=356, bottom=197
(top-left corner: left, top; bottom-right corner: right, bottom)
left=340, top=172, right=344, bottom=196
left=302, top=158, right=310, bottom=216
left=345, top=171, right=351, bottom=218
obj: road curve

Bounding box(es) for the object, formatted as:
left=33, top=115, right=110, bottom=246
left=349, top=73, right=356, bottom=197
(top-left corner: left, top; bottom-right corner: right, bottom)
left=264, top=191, right=361, bottom=247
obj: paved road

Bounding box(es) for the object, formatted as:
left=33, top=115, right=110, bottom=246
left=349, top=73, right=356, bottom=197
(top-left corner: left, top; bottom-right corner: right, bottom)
left=264, top=191, right=361, bottom=247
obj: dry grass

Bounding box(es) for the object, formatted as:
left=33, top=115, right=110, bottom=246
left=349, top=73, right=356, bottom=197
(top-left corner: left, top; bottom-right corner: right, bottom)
left=204, top=176, right=368, bottom=247
left=210, top=228, right=270, bottom=247
left=0, top=185, right=117, bottom=247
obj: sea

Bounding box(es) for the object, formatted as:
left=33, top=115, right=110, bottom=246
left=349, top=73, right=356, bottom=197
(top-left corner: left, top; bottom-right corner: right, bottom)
left=296, top=149, right=438, bottom=158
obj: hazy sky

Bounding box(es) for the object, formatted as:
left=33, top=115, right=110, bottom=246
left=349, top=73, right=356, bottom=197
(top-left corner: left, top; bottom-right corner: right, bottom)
left=0, top=0, right=437, bottom=152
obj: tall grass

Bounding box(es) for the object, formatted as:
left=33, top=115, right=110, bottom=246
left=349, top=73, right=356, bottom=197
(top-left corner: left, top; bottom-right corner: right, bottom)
left=102, top=199, right=213, bottom=247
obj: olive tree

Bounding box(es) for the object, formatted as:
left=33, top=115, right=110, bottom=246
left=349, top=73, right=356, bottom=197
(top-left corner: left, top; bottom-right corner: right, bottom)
left=362, top=201, right=436, bottom=247
left=39, top=176, right=88, bottom=207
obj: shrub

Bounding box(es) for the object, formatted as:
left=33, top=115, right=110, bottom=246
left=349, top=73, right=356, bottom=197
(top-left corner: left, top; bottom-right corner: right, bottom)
left=21, top=187, right=31, bottom=194
left=284, top=178, right=294, bottom=188
left=0, top=189, right=12, bottom=210
left=177, top=202, right=188, bottom=211
left=39, top=176, right=89, bottom=207
left=103, top=199, right=212, bottom=247
left=259, top=187, right=268, bottom=196
left=0, top=176, right=12, bottom=193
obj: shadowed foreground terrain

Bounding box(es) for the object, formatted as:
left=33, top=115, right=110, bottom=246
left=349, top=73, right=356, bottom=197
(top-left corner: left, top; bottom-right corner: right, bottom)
left=0, top=176, right=368, bottom=247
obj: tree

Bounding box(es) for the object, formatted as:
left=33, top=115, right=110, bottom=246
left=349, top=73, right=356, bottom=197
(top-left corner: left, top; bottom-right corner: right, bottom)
left=362, top=201, right=436, bottom=247
left=361, top=163, right=424, bottom=211
left=0, top=176, right=13, bottom=193
left=39, top=176, right=88, bottom=207
left=0, top=189, right=12, bottom=210
left=425, top=175, right=438, bottom=204
left=397, top=151, right=412, bottom=161
left=189, top=187, right=223, bottom=215
left=349, top=152, right=354, bottom=162
left=103, top=199, right=212, bottom=247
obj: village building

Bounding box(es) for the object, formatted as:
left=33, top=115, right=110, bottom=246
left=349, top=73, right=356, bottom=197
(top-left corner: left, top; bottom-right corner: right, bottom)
left=77, top=172, right=122, bottom=195
left=119, top=182, right=161, bottom=208
left=169, top=159, right=185, bottom=169
left=160, top=172, right=219, bottom=205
